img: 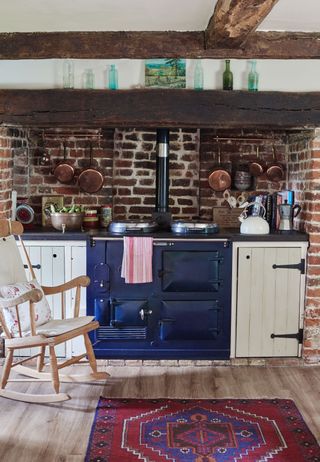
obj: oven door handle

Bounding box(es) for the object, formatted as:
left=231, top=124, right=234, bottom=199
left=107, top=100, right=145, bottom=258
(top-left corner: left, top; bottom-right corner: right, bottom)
left=158, top=269, right=173, bottom=278
left=139, top=302, right=153, bottom=321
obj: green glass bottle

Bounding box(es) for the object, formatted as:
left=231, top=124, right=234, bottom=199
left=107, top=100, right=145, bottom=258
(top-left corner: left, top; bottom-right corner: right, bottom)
left=223, top=59, right=233, bottom=90
left=194, top=60, right=204, bottom=91
left=248, top=60, right=259, bottom=92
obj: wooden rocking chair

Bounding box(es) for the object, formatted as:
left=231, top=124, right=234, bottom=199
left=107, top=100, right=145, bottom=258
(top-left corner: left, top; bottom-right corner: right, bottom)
left=0, top=219, right=109, bottom=403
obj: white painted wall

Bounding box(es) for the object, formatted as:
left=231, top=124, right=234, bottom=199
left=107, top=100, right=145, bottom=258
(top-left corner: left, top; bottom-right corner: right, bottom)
left=1, top=0, right=320, bottom=33
left=0, top=59, right=320, bottom=92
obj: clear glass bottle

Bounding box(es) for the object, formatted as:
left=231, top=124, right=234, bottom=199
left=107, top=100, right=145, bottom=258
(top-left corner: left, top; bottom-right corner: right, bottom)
left=193, top=59, right=204, bottom=91
left=248, top=60, right=259, bottom=91
left=63, top=60, right=74, bottom=89
left=108, top=64, right=118, bottom=90
left=223, top=59, right=233, bottom=90
left=83, top=69, right=95, bottom=89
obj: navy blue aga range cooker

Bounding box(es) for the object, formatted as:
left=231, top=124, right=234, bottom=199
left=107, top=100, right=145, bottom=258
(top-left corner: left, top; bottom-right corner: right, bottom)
left=87, top=234, right=232, bottom=360
left=87, top=129, right=232, bottom=359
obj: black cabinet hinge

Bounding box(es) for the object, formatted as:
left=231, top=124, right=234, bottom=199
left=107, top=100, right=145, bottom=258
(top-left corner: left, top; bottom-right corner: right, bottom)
left=272, top=258, right=305, bottom=275
left=90, top=237, right=96, bottom=247
left=271, top=328, right=303, bottom=344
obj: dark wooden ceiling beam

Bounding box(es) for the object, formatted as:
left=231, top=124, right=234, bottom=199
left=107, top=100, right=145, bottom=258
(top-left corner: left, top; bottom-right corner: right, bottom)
left=1, top=89, right=320, bottom=129
left=1, top=31, right=320, bottom=59
left=206, top=0, right=279, bottom=48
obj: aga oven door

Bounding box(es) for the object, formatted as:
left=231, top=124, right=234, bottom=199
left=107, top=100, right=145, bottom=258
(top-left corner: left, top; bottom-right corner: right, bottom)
left=96, top=298, right=152, bottom=343
left=159, top=299, right=223, bottom=341
left=157, top=241, right=227, bottom=293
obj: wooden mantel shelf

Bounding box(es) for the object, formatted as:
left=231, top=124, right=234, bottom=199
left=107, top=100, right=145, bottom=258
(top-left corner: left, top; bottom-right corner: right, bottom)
left=0, top=89, right=320, bottom=129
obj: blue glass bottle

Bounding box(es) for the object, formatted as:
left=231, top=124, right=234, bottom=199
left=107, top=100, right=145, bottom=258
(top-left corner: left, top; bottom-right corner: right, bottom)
left=108, top=64, right=118, bottom=90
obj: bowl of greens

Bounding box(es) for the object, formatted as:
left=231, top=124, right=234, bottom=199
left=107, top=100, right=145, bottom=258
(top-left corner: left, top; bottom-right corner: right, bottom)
left=46, top=204, right=85, bottom=232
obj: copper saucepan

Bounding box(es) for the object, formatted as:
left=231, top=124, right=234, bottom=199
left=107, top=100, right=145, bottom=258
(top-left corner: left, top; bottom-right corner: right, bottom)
left=249, top=146, right=265, bottom=177
left=53, top=142, right=75, bottom=184
left=78, top=142, right=104, bottom=193
left=266, top=145, right=285, bottom=182
left=208, top=142, right=231, bottom=192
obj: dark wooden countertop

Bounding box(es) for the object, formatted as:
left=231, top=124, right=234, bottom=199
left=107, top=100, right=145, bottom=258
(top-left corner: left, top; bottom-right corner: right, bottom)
left=21, top=226, right=308, bottom=242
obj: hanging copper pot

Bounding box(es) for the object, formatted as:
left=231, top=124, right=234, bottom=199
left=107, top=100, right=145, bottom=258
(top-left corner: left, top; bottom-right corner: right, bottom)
left=53, top=142, right=75, bottom=184
left=266, top=145, right=285, bottom=182
left=78, top=142, right=104, bottom=193
left=249, top=146, right=265, bottom=177
left=208, top=142, right=231, bottom=192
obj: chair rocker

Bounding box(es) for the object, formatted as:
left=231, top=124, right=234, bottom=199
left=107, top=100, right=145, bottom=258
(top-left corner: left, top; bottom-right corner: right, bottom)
left=0, top=219, right=109, bottom=403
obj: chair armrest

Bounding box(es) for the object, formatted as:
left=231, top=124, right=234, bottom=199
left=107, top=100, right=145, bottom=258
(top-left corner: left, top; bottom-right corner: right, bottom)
left=42, top=276, right=90, bottom=295
left=0, top=288, right=42, bottom=309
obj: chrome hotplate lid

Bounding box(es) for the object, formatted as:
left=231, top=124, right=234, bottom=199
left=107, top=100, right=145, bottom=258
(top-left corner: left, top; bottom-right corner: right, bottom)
left=109, top=220, right=159, bottom=234
left=170, top=221, right=219, bottom=234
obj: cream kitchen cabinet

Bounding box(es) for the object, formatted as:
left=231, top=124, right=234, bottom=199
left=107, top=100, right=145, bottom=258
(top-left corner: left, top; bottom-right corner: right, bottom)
left=17, top=240, right=87, bottom=358
left=231, top=241, right=308, bottom=358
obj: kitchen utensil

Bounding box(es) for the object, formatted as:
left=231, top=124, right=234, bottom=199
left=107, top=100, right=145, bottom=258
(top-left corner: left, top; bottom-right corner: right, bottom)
left=249, top=146, right=265, bottom=177
left=266, top=145, right=285, bottom=182
left=171, top=221, right=219, bottom=234
left=278, top=201, right=301, bottom=231
left=11, top=190, right=17, bottom=220
left=236, top=192, right=248, bottom=207
left=108, top=220, right=158, bottom=234
left=78, top=142, right=104, bottom=193
left=83, top=209, right=100, bottom=229
left=208, top=141, right=231, bottom=192
left=16, top=204, right=35, bottom=225
left=53, top=142, right=75, bottom=184
left=223, top=190, right=237, bottom=208
left=50, top=212, right=84, bottom=232
left=39, top=151, right=51, bottom=166
left=234, top=170, right=251, bottom=191
left=100, top=205, right=112, bottom=228
left=239, top=202, right=270, bottom=234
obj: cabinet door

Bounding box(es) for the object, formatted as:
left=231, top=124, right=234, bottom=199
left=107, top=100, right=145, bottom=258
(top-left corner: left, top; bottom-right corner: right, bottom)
left=236, top=247, right=302, bottom=357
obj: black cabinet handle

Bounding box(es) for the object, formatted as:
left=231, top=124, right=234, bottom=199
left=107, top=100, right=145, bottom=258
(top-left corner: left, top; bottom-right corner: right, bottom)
left=53, top=254, right=57, bottom=258
left=24, top=264, right=41, bottom=270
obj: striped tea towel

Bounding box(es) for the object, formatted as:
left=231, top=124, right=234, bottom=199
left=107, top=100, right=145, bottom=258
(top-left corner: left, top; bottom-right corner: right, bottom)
left=121, top=236, right=153, bottom=284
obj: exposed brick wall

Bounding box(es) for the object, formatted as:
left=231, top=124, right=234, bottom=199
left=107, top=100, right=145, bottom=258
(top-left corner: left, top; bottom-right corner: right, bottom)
left=11, top=128, right=114, bottom=224
left=1, top=124, right=320, bottom=364
left=288, top=130, right=320, bottom=364
left=113, top=128, right=199, bottom=220
left=0, top=127, right=29, bottom=218
left=200, top=129, right=287, bottom=221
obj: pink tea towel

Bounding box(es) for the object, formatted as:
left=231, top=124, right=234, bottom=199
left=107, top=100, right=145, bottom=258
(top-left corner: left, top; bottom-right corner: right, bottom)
left=121, top=236, right=153, bottom=284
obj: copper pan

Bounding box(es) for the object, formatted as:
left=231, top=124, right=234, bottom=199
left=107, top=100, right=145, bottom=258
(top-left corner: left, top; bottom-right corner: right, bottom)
left=78, top=142, right=104, bottom=193
left=266, top=145, right=285, bottom=182
left=249, top=146, right=265, bottom=177
left=53, top=142, right=75, bottom=184
left=208, top=143, right=231, bottom=192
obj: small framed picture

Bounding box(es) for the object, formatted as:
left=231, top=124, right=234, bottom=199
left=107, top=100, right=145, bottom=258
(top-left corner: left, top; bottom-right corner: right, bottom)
left=145, top=59, right=186, bottom=89
left=41, top=195, right=64, bottom=227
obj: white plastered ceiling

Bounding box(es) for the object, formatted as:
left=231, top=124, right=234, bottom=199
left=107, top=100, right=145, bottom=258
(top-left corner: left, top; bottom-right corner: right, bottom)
left=0, top=0, right=319, bottom=33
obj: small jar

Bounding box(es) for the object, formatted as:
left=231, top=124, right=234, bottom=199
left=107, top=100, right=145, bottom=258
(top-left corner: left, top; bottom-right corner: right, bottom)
left=100, top=205, right=112, bottom=228
left=83, top=209, right=99, bottom=229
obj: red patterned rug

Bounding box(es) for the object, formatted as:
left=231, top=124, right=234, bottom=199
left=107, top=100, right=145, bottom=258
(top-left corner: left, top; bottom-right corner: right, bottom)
left=85, top=398, right=320, bottom=462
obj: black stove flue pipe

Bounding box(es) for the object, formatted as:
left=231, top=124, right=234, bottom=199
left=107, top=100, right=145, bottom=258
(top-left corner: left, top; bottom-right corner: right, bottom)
left=153, top=128, right=172, bottom=228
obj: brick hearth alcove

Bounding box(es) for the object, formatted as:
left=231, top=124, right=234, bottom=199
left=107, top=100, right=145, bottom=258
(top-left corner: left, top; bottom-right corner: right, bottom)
left=0, top=89, right=320, bottom=364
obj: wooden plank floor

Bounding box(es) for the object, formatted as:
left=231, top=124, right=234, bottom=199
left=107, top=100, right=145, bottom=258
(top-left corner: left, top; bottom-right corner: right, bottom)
left=0, top=365, right=319, bottom=461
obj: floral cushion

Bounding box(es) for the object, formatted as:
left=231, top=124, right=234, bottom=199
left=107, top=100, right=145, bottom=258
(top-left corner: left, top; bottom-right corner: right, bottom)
left=0, top=279, right=52, bottom=337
